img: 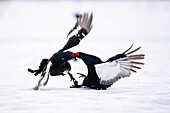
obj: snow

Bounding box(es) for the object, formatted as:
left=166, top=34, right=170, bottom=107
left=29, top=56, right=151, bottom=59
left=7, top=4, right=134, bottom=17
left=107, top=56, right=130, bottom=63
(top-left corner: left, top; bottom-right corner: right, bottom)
left=0, top=0, right=170, bottom=113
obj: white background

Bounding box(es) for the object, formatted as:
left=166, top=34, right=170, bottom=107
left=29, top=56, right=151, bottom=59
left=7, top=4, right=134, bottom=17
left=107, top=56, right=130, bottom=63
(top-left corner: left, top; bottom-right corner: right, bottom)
left=0, top=1, right=170, bottom=113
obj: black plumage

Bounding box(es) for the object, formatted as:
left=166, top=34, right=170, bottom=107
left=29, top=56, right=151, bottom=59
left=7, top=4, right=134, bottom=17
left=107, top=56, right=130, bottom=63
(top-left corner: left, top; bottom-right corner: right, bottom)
left=28, top=12, right=144, bottom=90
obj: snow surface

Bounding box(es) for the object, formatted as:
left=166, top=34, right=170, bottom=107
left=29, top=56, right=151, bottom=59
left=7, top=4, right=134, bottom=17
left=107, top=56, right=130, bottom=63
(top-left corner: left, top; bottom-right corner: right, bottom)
left=0, top=1, right=170, bottom=113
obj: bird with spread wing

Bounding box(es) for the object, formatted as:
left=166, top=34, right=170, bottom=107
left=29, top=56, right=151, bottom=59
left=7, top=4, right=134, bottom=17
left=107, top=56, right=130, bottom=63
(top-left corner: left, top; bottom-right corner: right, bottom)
left=96, top=44, right=145, bottom=86
left=28, top=12, right=145, bottom=90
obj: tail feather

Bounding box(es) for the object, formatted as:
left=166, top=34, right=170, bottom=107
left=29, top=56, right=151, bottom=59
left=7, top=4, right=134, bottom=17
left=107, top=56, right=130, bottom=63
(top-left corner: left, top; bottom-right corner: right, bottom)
left=96, top=44, right=145, bottom=85
left=62, top=12, right=93, bottom=52
left=125, top=46, right=141, bottom=55
left=131, top=61, right=145, bottom=65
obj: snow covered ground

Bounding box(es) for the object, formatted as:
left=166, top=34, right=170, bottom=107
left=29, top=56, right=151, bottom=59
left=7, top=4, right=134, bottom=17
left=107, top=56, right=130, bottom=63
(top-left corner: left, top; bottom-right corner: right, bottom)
left=0, top=0, right=170, bottom=113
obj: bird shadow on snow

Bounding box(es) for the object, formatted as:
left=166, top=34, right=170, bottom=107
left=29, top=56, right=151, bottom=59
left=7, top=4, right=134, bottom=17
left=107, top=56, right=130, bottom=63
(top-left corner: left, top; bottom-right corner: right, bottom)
left=24, top=86, right=135, bottom=94
left=24, top=87, right=107, bottom=92
left=24, top=87, right=70, bottom=92
left=27, top=87, right=97, bottom=91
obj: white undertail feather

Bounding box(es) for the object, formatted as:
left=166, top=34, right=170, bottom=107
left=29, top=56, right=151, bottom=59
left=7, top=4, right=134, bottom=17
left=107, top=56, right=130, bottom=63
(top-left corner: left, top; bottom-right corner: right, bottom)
left=41, top=62, right=52, bottom=85
left=95, top=44, right=145, bottom=85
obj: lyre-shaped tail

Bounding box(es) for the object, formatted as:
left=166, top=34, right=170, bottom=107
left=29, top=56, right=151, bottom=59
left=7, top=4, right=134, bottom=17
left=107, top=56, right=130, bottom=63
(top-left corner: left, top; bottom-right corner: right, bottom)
left=120, top=44, right=145, bottom=73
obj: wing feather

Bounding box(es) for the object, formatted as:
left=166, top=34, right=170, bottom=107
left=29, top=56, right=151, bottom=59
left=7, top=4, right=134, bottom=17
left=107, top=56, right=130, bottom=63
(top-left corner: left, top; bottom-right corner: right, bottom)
left=95, top=45, right=145, bottom=85
left=61, top=12, right=93, bottom=52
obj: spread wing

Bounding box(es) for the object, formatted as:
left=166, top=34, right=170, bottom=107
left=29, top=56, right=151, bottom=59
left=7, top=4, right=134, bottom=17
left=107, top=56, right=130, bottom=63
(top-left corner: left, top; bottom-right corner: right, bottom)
left=60, top=12, right=93, bottom=52
left=95, top=44, right=145, bottom=85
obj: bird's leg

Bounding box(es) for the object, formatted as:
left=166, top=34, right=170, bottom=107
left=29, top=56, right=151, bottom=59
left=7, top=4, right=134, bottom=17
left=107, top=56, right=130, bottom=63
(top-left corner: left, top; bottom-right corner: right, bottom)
left=68, top=72, right=82, bottom=88
left=42, top=61, right=51, bottom=86
left=43, top=72, right=50, bottom=86
left=68, top=71, right=76, bottom=82
left=33, top=72, right=45, bottom=90
left=77, top=72, right=86, bottom=78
